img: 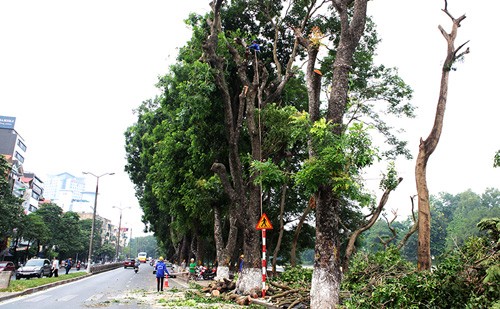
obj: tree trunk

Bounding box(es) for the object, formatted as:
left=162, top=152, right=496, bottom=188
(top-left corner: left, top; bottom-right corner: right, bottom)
left=310, top=188, right=342, bottom=307
left=309, top=1, right=368, bottom=307
left=291, top=195, right=314, bottom=267
left=214, top=203, right=238, bottom=280
left=415, top=3, right=467, bottom=271
left=342, top=178, right=402, bottom=272
left=272, top=181, right=287, bottom=275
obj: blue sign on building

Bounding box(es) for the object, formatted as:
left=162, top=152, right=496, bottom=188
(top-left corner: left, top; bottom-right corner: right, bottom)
left=0, top=116, right=16, bottom=129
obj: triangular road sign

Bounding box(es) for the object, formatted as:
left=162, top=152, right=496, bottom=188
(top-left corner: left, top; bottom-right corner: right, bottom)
left=256, top=213, right=273, bottom=230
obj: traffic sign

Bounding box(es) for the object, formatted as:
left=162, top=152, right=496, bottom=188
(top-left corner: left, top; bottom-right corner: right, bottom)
left=256, top=213, right=273, bottom=230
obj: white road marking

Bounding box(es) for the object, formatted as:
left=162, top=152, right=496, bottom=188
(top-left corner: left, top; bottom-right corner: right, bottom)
left=57, top=294, right=78, bottom=301
left=85, top=293, right=104, bottom=302
left=26, top=294, right=51, bottom=302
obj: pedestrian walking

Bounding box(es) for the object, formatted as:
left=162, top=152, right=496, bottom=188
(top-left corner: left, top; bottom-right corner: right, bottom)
left=51, top=257, right=59, bottom=277
left=181, top=259, right=186, bottom=271
left=64, top=257, right=72, bottom=275
left=186, top=258, right=197, bottom=284
left=155, top=256, right=169, bottom=292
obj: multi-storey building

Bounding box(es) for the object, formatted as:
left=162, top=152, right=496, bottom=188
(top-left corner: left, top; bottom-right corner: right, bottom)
left=43, top=173, right=88, bottom=212
left=0, top=116, right=42, bottom=214
left=21, top=172, right=44, bottom=213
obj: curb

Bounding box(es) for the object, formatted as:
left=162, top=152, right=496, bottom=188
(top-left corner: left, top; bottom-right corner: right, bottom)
left=0, top=273, right=93, bottom=303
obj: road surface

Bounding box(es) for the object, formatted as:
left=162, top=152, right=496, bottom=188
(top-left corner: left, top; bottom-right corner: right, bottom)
left=0, top=264, right=188, bottom=308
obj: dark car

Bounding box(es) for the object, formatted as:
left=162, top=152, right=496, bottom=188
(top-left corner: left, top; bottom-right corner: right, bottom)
left=124, top=258, right=136, bottom=269
left=16, top=259, right=51, bottom=279
left=0, top=261, right=15, bottom=273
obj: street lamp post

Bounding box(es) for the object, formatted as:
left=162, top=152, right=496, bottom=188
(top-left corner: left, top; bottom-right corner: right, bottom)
left=112, top=205, right=131, bottom=262
left=83, top=171, right=114, bottom=273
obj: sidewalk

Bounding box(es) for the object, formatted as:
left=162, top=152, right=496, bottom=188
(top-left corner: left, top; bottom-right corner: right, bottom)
left=0, top=273, right=92, bottom=302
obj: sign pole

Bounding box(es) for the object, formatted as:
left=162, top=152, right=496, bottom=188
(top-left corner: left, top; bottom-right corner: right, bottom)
left=262, top=229, right=266, bottom=298
left=256, top=213, right=273, bottom=299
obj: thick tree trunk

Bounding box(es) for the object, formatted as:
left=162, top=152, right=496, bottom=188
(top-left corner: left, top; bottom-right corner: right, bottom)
left=310, top=188, right=342, bottom=307
left=415, top=4, right=467, bottom=271
left=309, top=1, right=368, bottom=307
left=213, top=204, right=238, bottom=280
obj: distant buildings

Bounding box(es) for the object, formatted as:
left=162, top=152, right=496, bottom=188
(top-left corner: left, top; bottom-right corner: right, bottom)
left=0, top=115, right=43, bottom=213
left=43, top=172, right=95, bottom=213
left=1, top=115, right=127, bottom=251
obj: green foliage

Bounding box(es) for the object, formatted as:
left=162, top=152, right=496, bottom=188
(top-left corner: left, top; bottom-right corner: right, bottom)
left=379, top=162, right=400, bottom=191
left=291, top=113, right=378, bottom=204
left=271, top=266, right=312, bottom=288
left=0, top=155, right=25, bottom=241
left=495, top=150, right=500, bottom=168
left=343, top=236, right=500, bottom=308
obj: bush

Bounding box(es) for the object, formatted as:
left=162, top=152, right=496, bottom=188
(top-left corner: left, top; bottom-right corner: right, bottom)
left=341, top=238, right=500, bottom=308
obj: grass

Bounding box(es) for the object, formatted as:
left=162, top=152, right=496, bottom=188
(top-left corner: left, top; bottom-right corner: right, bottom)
left=0, top=272, right=88, bottom=292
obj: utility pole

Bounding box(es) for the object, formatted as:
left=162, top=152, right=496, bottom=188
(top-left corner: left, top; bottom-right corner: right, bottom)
left=112, top=205, right=131, bottom=262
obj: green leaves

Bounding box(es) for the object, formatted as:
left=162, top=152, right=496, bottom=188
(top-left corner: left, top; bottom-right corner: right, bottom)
left=292, top=114, right=378, bottom=200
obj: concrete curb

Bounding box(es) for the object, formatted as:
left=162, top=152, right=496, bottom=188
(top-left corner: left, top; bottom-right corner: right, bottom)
left=0, top=273, right=93, bottom=303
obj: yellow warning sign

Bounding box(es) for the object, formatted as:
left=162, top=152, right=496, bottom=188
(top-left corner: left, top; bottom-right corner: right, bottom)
left=256, top=213, right=273, bottom=230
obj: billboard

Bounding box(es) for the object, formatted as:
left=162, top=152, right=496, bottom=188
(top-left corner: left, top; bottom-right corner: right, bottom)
left=0, top=116, right=16, bottom=129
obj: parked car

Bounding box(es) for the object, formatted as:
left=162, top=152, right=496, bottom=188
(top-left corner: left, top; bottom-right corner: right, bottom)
left=124, top=258, right=136, bottom=269
left=0, top=261, right=15, bottom=273
left=16, top=259, right=51, bottom=279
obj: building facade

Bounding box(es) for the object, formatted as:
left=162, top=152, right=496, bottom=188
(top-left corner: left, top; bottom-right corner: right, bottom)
left=0, top=115, right=43, bottom=214
left=43, top=173, right=90, bottom=213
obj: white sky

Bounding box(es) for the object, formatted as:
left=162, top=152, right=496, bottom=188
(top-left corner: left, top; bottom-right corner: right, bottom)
left=0, top=0, right=498, bottom=234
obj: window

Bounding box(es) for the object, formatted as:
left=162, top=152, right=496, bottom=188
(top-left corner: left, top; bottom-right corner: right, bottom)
left=32, top=191, right=40, bottom=200
left=17, top=139, right=27, bottom=152
left=14, top=151, right=24, bottom=163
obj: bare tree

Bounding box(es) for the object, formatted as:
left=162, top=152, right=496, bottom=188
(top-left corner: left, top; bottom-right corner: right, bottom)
left=415, top=0, right=469, bottom=270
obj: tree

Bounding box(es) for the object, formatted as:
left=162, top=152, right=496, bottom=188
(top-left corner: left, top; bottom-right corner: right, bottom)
left=16, top=213, right=50, bottom=259
left=0, top=155, right=24, bottom=243
left=415, top=1, right=469, bottom=270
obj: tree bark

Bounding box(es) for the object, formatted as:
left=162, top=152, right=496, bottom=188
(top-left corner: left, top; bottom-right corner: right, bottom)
left=415, top=2, right=467, bottom=270
left=213, top=203, right=238, bottom=280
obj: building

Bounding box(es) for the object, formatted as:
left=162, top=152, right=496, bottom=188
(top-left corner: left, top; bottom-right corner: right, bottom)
left=77, top=212, right=127, bottom=248
left=0, top=116, right=43, bottom=214
left=20, top=172, right=44, bottom=213
left=44, top=173, right=90, bottom=213
left=0, top=116, right=28, bottom=197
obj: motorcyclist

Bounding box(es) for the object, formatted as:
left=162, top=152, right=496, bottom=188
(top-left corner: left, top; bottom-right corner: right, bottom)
left=134, top=258, right=140, bottom=272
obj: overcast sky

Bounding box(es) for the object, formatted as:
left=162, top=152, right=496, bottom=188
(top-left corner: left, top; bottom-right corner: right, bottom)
left=1, top=0, right=498, bottom=235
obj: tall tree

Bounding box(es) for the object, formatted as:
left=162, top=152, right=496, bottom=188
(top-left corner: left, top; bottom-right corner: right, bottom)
left=203, top=0, right=304, bottom=292
left=415, top=1, right=468, bottom=270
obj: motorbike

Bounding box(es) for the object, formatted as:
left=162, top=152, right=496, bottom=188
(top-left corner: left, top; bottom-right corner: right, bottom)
left=197, top=265, right=217, bottom=280
left=149, top=259, right=154, bottom=266
left=76, top=262, right=81, bottom=271
left=134, top=263, right=139, bottom=273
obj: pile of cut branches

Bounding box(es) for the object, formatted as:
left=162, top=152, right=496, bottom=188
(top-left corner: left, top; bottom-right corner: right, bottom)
left=200, top=278, right=258, bottom=305
left=268, top=280, right=310, bottom=308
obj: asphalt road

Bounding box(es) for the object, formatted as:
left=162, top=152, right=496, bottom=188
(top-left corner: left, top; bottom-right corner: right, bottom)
left=0, top=263, right=188, bottom=308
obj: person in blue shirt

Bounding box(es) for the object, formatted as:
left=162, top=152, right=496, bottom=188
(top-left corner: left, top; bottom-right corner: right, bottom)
left=155, top=256, right=169, bottom=292
left=245, top=40, right=261, bottom=60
